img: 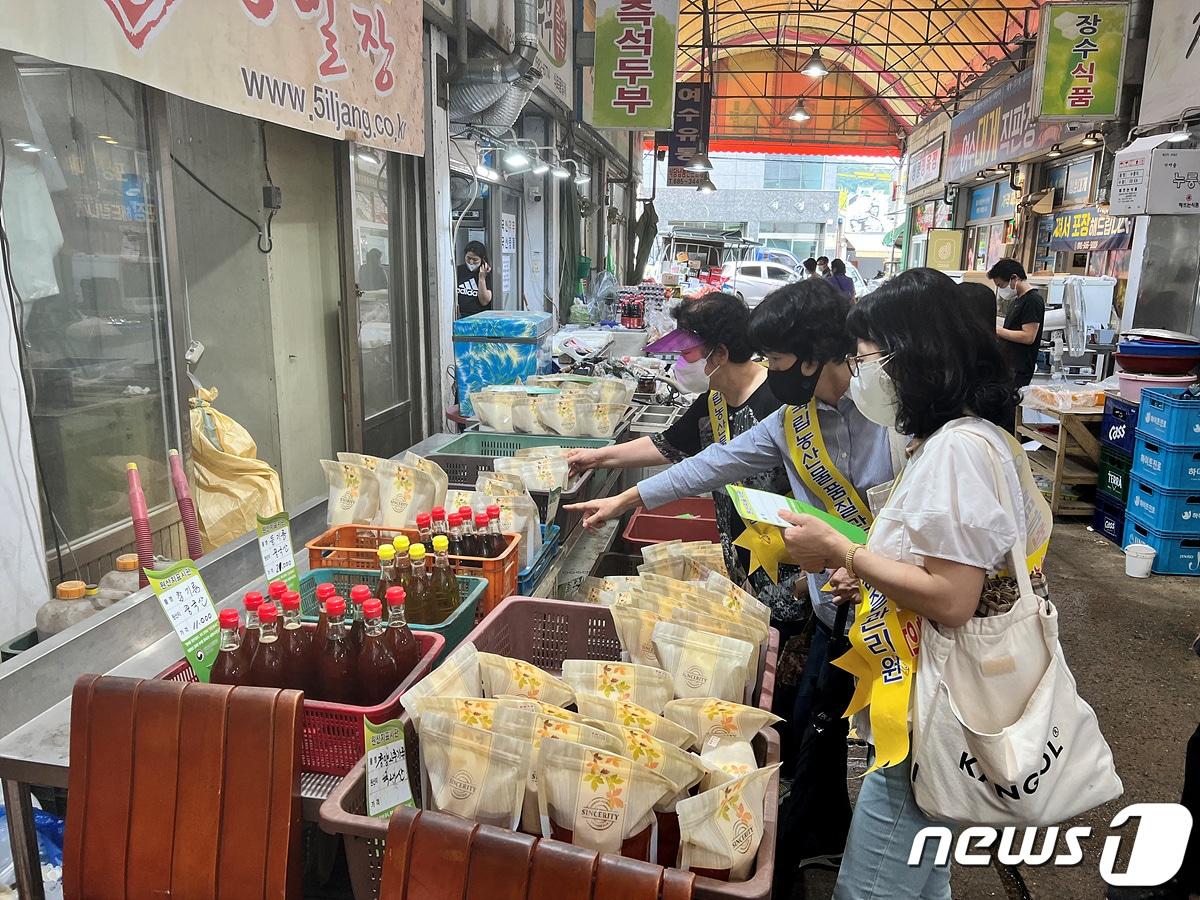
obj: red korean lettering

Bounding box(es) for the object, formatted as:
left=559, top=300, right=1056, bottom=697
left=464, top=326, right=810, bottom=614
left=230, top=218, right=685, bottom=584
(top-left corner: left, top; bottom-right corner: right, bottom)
left=615, top=55, right=652, bottom=84
left=613, top=84, right=652, bottom=114
left=1071, top=61, right=1096, bottom=83
left=1068, top=85, right=1095, bottom=108
left=241, top=0, right=277, bottom=22
left=615, top=26, right=653, bottom=55
left=294, top=0, right=348, bottom=79
left=352, top=4, right=397, bottom=94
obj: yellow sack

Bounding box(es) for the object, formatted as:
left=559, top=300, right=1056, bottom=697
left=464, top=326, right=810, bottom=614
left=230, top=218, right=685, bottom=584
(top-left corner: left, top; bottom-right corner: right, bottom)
left=189, top=387, right=283, bottom=552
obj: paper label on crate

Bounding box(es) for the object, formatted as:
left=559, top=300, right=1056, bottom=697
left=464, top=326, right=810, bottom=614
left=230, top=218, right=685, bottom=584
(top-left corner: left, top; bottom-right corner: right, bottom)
left=364, top=717, right=414, bottom=817
left=146, top=560, right=221, bottom=683
left=725, top=485, right=869, bottom=544
left=256, top=511, right=301, bottom=594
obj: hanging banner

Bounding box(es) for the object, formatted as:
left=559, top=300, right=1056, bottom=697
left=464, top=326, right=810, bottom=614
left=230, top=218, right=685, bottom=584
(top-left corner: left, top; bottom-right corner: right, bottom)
left=1046, top=206, right=1132, bottom=250
left=0, top=0, right=425, bottom=156
left=906, top=137, right=944, bottom=191
left=1141, top=0, right=1200, bottom=125
left=146, top=560, right=221, bottom=683
left=592, top=0, right=680, bottom=129
left=666, top=81, right=709, bottom=186
left=1032, top=1, right=1128, bottom=120
left=946, top=69, right=1069, bottom=182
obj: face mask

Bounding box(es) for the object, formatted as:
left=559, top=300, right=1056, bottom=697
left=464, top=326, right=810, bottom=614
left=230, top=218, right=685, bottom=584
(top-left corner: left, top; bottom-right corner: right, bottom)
left=467, top=262, right=481, bottom=272
left=849, top=355, right=899, bottom=429
left=997, top=285, right=1017, bottom=302
left=673, top=352, right=714, bottom=394
left=767, top=359, right=823, bottom=406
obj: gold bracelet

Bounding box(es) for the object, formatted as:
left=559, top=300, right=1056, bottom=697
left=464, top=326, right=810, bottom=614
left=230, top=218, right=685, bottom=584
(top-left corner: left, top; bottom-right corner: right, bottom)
left=845, top=543, right=864, bottom=579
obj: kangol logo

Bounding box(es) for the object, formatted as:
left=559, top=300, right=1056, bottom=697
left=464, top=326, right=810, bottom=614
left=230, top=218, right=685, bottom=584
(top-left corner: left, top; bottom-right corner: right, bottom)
left=449, top=770, right=475, bottom=801
left=580, top=797, right=620, bottom=831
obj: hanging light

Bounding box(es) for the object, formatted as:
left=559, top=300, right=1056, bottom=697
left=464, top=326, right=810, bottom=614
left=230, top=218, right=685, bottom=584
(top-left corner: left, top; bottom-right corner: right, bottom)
left=504, top=146, right=531, bottom=168
left=685, top=151, right=713, bottom=172
left=574, top=170, right=590, bottom=185
left=801, top=48, right=829, bottom=78
left=696, top=175, right=717, bottom=193
left=1047, top=144, right=1063, bottom=159
left=531, top=158, right=550, bottom=175
left=788, top=101, right=811, bottom=122
left=475, top=162, right=499, bottom=180
left=1081, top=129, right=1103, bottom=147
left=550, top=160, right=571, bottom=178
left=974, top=170, right=988, bottom=181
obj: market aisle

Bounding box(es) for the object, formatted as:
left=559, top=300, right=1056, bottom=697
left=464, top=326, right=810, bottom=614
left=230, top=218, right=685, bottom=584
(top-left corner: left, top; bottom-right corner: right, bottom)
left=797, top=522, right=1200, bottom=900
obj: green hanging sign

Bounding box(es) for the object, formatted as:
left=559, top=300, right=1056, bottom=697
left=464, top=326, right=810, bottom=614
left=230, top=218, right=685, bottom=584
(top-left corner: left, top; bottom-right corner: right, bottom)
left=591, top=0, right=680, bottom=130
left=1032, top=1, right=1128, bottom=121
left=364, top=717, right=414, bottom=818
left=256, top=511, right=300, bottom=594
left=146, top=560, right=222, bottom=682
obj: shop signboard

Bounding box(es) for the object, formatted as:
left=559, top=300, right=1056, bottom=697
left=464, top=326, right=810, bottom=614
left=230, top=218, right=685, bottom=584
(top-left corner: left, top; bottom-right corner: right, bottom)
left=968, top=184, right=997, bottom=221
left=666, top=81, right=709, bottom=186
left=0, top=0, right=424, bottom=156
left=1139, top=0, right=1200, bottom=125
left=1046, top=206, right=1132, bottom=250
left=592, top=0, right=680, bottom=129
left=1032, top=1, right=1129, bottom=120
left=906, top=137, right=944, bottom=191
left=1112, top=136, right=1200, bottom=215
left=946, top=69, right=1068, bottom=182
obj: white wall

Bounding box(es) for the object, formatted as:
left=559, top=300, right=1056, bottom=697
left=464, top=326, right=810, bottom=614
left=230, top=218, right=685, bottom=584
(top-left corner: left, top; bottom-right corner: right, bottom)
left=0, top=276, right=52, bottom=637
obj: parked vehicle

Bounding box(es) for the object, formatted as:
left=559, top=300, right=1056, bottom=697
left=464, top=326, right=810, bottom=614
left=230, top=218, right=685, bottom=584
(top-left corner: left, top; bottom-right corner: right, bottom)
left=721, top=260, right=798, bottom=306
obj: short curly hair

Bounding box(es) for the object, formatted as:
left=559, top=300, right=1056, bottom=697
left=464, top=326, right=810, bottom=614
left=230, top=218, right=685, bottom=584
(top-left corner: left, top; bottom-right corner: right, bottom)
left=671, top=292, right=754, bottom=362
left=747, top=278, right=854, bottom=364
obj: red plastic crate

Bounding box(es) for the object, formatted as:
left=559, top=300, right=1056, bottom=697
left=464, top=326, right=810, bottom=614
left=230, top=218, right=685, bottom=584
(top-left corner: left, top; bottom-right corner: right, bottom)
left=157, top=627, right=444, bottom=776
left=623, top=497, right=720, bottom=547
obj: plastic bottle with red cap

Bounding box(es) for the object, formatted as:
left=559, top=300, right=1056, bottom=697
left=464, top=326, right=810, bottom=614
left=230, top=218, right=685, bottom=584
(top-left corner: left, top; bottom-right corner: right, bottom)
left=458, top=506, right=479, bottom=556
left=239, top=591, right=264, bottom=672
left=357, top=598, right=400, bottom=705
left=313, top=582, right=336, bottom=650
left=446, top=512, right=464, bottom=556
left=247, top=602, right=286, bottom=688
left=431, top=506, right=448, bottom=544
left=348, top=584, right=372, bottom=655
left=384, top=586, right=420, bottom=680
left=485, top=505, right=506, bottom=558
left=210, top=609, right=245, bottom=686
left=268, top=580, right=287, bottom=604
left=317, top=596, right=355, bottom=704
left=278, top=590, right=311, bottom=693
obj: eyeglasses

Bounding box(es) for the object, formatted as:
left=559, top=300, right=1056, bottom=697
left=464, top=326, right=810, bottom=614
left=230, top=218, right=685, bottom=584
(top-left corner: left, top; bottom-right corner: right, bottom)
left=843, top=350, right=890, bottom=377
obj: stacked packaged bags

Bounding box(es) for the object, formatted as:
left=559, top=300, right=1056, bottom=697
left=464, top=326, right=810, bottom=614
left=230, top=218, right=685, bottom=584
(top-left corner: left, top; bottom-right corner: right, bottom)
left=471, top=375, right=635, bottom=438
left=321, top=451, right=449, bottom=528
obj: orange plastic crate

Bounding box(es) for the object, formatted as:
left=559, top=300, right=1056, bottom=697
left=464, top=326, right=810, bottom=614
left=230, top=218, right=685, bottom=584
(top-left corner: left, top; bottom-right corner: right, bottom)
left=305, top=524, right=520, bottom=615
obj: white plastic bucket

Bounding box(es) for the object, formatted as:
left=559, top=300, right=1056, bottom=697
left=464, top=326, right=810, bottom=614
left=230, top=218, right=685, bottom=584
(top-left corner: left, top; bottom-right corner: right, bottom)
left=1124, top=542, right=1156, bottom=578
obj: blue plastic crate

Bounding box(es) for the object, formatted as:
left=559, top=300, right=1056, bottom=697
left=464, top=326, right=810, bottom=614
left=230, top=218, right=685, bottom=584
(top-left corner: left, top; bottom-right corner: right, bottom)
left=1101, top=394, right=1139, bottom=455
left=1126, top=475, right=1200, bottom=534
left=1123, top=514, right=1200, bottom=576
left=1131, top=432, right=1200, bottom=491
left=1092, top=493, right=1125, bottom=546
left=517, top=524, right=562, bottom=595
left=1137, top=388, right=1200, bottom=448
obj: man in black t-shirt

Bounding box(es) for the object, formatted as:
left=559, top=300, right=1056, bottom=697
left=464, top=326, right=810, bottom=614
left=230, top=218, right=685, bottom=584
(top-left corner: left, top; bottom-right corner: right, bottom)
left=455, top=241, right=493, bottom=318
left=988, top=257, right=1045, bottom=389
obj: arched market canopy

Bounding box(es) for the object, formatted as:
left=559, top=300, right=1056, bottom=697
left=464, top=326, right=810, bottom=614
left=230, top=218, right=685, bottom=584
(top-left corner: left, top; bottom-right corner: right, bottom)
left=676, top=0, right=1044, bottom=157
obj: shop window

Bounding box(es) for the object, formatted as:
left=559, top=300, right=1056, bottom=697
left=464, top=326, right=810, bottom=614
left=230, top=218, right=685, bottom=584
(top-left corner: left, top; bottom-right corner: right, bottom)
left=763, top=159, right=824, bottom=190
left=1, top=52, right=176, bottom=548
left=352, top=147, right=399, bottom=419
left=1044, top=155, right=1095, bottom=208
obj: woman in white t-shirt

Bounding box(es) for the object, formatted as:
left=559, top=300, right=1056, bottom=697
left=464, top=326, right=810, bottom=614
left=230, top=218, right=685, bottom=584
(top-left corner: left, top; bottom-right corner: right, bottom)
left=779, top=267, right=1051, bottom=899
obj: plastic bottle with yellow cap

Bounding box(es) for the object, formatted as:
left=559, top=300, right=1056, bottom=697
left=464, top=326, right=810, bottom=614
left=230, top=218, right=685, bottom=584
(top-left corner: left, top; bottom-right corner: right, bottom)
left=429, top=534, right=459, bottom=623
left=375, top=542, right=398, bottom=601
left=406, top=543, right=432, bottom=624
left=36, top=580, right=102, bottom=640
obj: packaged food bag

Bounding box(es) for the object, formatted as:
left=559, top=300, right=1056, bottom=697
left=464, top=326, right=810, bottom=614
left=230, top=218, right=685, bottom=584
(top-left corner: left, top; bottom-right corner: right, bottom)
left=495, top=495, right=542, bottom=568
left=640, top=540, right=682, bottom=567
left=376, top=459, right=437, bottom=528
left=652, top=622, right=754, bottom=704
left=704, top=572, right=773, bottom=629
left=337, top=451, right=387, bottom=471
left=536, top=395, right=583, bottom=437
left=561, top=659, right=674, bottom=713
left=418, top=713, right=528, bottom=829
left=611, top=605, right=667, bottom=668
left=478, top=652, right=575, bottom=707
left=574, top=694, right=696, bottom=749
left=444, top=489, right=495, bottom=519
left=670, top=607, right=765, bottom=679
left=408, top=696, right=499, bottom=731
left=493, top=456, right=569, bottom=492
left=536, top=740, right=675, bottom=859
left=585, top=403, right=627, bottom=438
left=476, top=474, right=524, bottom=498
left=578, top=576, right=637, bottom=607
left=494, top=694, right=581, bottom=721
left=513, top=446, right=571, bottom=460
left=511, top=397, right=547, bottom=434
left=663, top=698, right=781, bottom=753
left=591, top=377, right=636, bottom=405
left=676, top=765, right=781, bottom=881
left=403, top=642, right=481, bottom=718
left=402, top=452, right=449, bottom=508
left=472, top=391, right=518, bottom=432
left=698, top=741, right=760, bottom=791
left=321, top=460, right=380, bottom=526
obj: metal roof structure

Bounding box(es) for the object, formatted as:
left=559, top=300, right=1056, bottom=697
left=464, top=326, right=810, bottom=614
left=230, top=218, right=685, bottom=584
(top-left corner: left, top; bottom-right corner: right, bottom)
left=676, top=0, right=1044, bottom=157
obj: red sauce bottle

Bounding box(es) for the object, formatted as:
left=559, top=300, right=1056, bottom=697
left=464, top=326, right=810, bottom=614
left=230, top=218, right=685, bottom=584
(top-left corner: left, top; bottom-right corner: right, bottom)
left=278, top=590, right=311, bottom=693
left=384, top=586, right=421, bottom=680
left=348, top=584, right=371, bottom=656
left=312, top=582, right=336, bottom=650
left=246, top=602, right=286, bottom=688
left=239, top=591, right=264, bottom=673
left=357, top=598, right=400, bottom=706
left=210, top=609, right=245, bottom=686
left=316, top=596, right=355, bottom=704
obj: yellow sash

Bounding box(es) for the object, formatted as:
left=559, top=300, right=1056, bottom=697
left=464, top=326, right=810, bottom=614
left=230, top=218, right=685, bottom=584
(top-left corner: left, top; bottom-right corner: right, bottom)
left=784, top=402, right=872, bottom=530
left=707, top=391, right=731, bottom=445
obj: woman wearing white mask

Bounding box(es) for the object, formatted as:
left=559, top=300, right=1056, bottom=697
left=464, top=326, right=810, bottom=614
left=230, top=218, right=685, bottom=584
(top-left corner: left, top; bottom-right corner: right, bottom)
left=566, top=292, right=797, bottom=620
left=455, top=241, right=493, bottom=318
left=778, top=267, right=1051, bottom=899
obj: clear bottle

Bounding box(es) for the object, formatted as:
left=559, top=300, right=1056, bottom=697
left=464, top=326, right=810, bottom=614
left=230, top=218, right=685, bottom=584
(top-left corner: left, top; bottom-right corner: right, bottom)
left=239, top=591, right=264, bottom=672
left=416, top=511, right=433, bottom=548
left=375, top=544, right=398, bottom=601
left=431, top=506, right=448, bottom=544
left=246, top=602, right=286, bottom=688
left=406, top=543, right=432, bottom=625
left=348, top=584, right=372, bottom=656
left=475, top=512, right=496, bottom=557
left=447, top=512, right=464, bottom=556
left=316, top=596, right=356, bottom=704
left=384, top=586, right=420, bottom=681
left=278, top=590, right=311, bottom=693
left=357, top=598, right=400, bottom=706
left=312, top=583, right=337, bottom=651
left=485, top=505, right=507, bottom=557
left=430, top=535, right=459, bottom=622
left=210, top=609, right=246, bottom=686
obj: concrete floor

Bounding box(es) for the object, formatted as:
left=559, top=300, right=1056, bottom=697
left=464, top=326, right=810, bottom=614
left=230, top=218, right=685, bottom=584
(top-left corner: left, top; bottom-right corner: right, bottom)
left=798, top=522, right=1200, bottom=900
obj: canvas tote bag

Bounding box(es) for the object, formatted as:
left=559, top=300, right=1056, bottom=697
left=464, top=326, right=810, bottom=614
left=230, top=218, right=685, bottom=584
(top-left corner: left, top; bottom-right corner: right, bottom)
left=910, top=432, right=1122, bottom=826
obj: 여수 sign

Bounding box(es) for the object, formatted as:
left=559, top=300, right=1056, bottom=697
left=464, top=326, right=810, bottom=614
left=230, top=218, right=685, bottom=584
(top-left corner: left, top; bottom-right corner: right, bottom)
left=0, top=0, right=424, bottom=156
left=1032, top=1, right=1129, bottom=120
left=592, top=0, right=680, bottom=129
left=666, top=81, right=709, bottom=187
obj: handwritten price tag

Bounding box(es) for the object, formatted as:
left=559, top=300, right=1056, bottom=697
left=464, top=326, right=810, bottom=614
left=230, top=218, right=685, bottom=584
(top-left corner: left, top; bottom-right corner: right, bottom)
left=364, top=718, right=414, bottom=817
left=256, top=511, right=300, bottom=593
left=145, top=560, right=221, bottom=681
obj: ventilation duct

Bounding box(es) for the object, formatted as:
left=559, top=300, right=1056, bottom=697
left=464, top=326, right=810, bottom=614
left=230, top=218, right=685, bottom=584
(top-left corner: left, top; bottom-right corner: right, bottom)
left=449, top=0, right=543, bottom=136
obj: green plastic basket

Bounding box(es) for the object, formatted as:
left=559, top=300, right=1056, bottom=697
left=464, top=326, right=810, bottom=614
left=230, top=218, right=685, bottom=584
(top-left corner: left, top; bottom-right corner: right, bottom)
left=0, top=627, right=38, bottom=662
left=297, top=571, right=484, bottom=664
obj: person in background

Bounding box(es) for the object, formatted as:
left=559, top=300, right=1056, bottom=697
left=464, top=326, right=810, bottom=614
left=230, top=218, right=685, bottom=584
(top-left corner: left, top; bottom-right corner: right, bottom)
left=827, top=258, right=856, bottom=300
left=779, top=267, right=1045, bottom=899
left=989, top=258, right=1045, bottom=390
left=816, top=255, right=832, bottom=278
left=455, top=241, right=493, bottom=318
left=358, top=247, right=388, bottom=291
left=802, top=257, right=818, bottom=279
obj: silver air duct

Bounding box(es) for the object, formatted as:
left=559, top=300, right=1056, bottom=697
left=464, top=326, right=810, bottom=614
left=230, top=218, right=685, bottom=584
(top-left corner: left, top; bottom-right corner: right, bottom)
left=449, top=0, right=542, bottom=134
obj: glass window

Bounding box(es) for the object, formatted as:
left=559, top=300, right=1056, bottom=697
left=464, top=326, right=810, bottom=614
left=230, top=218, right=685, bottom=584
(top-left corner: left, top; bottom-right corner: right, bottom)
left=739, top=265, right=762, bottom=277
left=765, top=265, right=794, bottom=282
left=2, top=52, right=176, bottom=547
left=763, top=159, right=824, bottom=190
left=351, top=146, right=398, bottom=419
left=968, top=184, right=997, bottom=222
left=1064, top=157, right=1094, bottom=206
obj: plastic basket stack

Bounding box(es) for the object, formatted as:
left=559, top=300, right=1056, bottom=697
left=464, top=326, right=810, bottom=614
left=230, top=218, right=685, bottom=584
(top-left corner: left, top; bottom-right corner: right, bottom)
left=1092, top=393, right=1138, bottom=545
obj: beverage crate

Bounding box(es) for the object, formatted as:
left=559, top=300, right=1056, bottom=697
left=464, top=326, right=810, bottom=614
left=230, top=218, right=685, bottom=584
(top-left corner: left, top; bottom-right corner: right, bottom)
left=1101, top=394, right=1139, bottom=455
left=1092, top=493, right=1125, bottom=546
left=1125, top=476, right=1200, bottom=535
left=1137, top=388, right=1200, bottom=447
left=296, top=571, right=485, bottom=663
left=1131, top=433, right=1200, bottom=491
left=157, top=629, right=445, bottom=775
left=1123, top=515, right=1200, bottom=575
left=622, top=497, right=720, bottom=548
left=517, top=525, right=562, bottom=595
left=1097, top=445, right=1133, bottom=504
left=306, top=525, right=520, bottom=615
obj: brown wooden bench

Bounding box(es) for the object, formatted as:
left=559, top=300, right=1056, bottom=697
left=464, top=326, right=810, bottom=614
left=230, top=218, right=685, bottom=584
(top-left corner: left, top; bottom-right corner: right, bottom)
left=62, top=674, right=304, bottom=899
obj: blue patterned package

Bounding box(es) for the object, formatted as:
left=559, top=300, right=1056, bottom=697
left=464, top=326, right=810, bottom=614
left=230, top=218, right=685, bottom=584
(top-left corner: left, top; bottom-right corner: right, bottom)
left=453, top=311, right=555, bottom=416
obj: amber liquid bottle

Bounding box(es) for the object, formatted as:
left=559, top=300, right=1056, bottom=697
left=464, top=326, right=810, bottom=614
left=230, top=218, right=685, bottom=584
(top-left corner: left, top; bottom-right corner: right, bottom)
left=458, top=506, right=479, bottom=556
left=210, top=609, right=246, bottom=686
left=416, top=511, right=433, bottom=548
left=239, top=591, right=264, bottom=672
left=312, top=582, right=336, bottom=650
left=446, top=512, right=464, bottom=556
left=316, top=596, right=355, bottom=703
left=268, top=579, right=287, bottom=606
left=348, top=584, right=371, bottom=656
left=278, top=591, right=311, bottom=693
left=374, top=544, right=398, bottom=601
left=357, top=598, right=400, bottom=706
left=431, top=506, right=448, bottom=543
left=485, top=505, right=507, bottom=557
left=406, top=544, right=432, bottom=624
left=429, top=535, right=459, bottom=623
left=384, top=586, right=420, bottom=681
left=246, top=602, right=287, bottom=688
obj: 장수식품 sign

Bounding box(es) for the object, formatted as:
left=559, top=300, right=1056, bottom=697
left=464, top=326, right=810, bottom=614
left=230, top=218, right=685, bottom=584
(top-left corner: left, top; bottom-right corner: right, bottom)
left=1032, top=1, right=1129, bottom=120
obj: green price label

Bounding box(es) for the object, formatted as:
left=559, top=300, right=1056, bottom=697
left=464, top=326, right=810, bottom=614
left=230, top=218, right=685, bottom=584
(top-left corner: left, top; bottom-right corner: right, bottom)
left=256, top=511, right=300, bottom=594
left=364, top=717, right=414, bottom=818
left=146, top=560, right=222, bottom=682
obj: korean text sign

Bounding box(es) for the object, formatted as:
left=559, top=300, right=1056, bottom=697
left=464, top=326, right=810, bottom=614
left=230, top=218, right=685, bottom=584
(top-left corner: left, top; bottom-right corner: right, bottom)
left=666, top=81, right=709, bottom=186
left=146, top=560, right=221, bottom=682
left=1033, top=1, right=1129, bottom=120
left=592, top=0, right=680, bottom=129
left=1047, top=206, right=1132, bottom=251
left=0, top=0, right=424, bottom=155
